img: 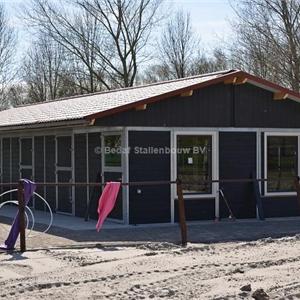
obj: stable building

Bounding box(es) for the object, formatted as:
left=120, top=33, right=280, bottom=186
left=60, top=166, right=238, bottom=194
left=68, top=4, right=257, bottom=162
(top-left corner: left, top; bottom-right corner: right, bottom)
left=0, top=69, right=300, bottom=224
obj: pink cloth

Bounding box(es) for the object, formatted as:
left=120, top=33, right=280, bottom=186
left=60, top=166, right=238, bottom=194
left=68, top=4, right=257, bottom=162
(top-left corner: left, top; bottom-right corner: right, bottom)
left=96, top=182, right=121, bottom=232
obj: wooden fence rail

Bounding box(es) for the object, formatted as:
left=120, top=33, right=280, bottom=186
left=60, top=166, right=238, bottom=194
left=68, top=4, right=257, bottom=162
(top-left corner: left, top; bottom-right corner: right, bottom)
left=11, top=176, right=300, bottom=252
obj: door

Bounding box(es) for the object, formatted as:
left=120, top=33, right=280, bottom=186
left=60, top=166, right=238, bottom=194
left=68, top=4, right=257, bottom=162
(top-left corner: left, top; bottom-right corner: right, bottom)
left=219, top=132, right=257, bottom=219
left=56, top=136, right=73, bottom=214
left=20, top=138, right=34, bottom=207
left=128, top=131, right=171, bottom=224
left=102, top=133, right=123, bottom=221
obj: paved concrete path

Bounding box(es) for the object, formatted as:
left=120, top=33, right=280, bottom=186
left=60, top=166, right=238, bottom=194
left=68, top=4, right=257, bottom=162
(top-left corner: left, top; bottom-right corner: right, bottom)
left=1, top=207, right=300, bottom=247
left=44, top=217, right=300, bottom=245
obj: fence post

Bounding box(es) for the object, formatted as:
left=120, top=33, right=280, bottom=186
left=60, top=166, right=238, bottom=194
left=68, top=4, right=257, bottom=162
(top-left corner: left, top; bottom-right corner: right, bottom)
left=176, top=178, right=187, bottom=246
left=18, top=180, right=26, bottom=252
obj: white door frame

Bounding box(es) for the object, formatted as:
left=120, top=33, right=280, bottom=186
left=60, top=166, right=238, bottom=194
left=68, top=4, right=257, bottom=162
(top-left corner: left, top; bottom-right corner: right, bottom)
left=101, top=131, right=124, bottom=223
left=171, top=130, right=219, bottom=222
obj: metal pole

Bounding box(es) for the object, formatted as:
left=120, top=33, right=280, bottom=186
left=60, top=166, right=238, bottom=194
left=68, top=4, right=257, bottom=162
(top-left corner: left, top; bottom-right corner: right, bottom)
left=176, top=178, right=187, bottom=246
left=18, top=180, right=26, bottom=252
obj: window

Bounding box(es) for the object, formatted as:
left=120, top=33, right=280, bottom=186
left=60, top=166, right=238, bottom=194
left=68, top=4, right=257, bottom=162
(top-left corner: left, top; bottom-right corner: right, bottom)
left=104, top=135, right=122, bottom=167
left=177, top=135, right=212, bottom=194
left=266, top=135, right=298, bottom=193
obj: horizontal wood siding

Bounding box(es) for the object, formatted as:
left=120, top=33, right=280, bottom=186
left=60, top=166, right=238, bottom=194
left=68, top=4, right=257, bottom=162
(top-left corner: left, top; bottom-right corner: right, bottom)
left=45, top=136, right=56, bottom=211
left=235, top=83, right=300, bottom=128
left=174, top=198, right=215, bottom=221
left=129, top=131, right=171, bottom=224
left=75, top=134, right=87, bottom=218
left=219, top=132, right=257, bottom=219
left=95, top=84, right=232, bottom=127
left=88, top=133, right=101, bottom=220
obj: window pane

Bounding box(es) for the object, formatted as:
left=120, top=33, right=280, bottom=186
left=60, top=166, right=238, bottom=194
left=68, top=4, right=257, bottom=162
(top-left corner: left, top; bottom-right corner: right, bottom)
left=267, top=136, right=298, bottom=192
left=104, top=135, right=121, bottom=167
left=177, top=135, right=212, bottom=194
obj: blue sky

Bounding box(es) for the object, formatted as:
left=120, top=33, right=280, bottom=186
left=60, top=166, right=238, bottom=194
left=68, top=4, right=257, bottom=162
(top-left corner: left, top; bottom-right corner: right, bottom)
left=2, top=0, right=234, bottom=59
left=168, top=0, right=233, bottom=47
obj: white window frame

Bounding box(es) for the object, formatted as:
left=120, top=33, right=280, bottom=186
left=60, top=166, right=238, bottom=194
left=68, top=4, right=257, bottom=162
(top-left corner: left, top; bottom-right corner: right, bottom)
left=101, top=132, right=123, bottom=172
left=264, top=132, right=299, bottom=196
left=173, top=131, right=218, bottom=199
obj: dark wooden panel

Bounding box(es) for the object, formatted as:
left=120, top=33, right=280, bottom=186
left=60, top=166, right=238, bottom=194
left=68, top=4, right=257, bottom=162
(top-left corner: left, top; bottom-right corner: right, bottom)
left=21, top=168, right=33, bottom=207
left=0, top=139, right=2, bottom=193
left=88, top=133, right=102, bottom=219
left=34, top=136, right=45, bottom=210
left=20, top=138, right=32, bottom=165
left=219, top=132, right=257, bottom=219
left=262, top=196, right=300, bottom=217
left=11, top=138, right=19, bottom=182
left=45, top=136, right=56, bottom=211
left=103, top=172, right=122, bottom=220
left=129, top=131, right=171, bottom=224
left=2, top=138, right=11, bottom=200
left=235, top=83, right=300, bottom=128
left=57, top=136, right=72, bottom=167
left=96, top=84, right=232, bottom=127
left=95, top=82, right=300, bottom=129
left=174, top=198, right=215, bottom=221
left=261, top=132, right=265, bottom=195
left=74, top=134, right=87, bottom=218
left=57, top=170, right=72, bottom=213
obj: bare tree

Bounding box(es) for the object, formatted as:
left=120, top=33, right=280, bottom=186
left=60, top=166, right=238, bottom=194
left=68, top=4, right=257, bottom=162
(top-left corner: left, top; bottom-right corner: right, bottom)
left=142, top=64, right=172, bottom=83
left=231, top=0, right=300, bottom=91
left=143, top=47, right=229, bottom=83
left=190, top=48, right=229, bottom=75
left=158, top=10, right=199, bottom=79
left=0, top=4, right=17, bottom=109
left=23, top=36, right=71, bottom=102
left=23, top=1, right=106, bottom=93
left=23, top=0, right=163, bottom=90
left=78, top=0, right=163, bottom=87
left=5, top=83, right=27, bottom=107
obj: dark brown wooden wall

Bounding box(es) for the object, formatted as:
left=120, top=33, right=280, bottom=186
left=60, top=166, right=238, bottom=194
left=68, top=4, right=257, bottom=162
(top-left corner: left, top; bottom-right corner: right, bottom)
left=95, top=83, right=300, bottom=128
left=87, top=133, right=102, bottom=219
left=45, top=136, right=56, bottom=211
left=75, top=134, right=87, bottom=217
left=95, top=83, right=233, bottom=127
left=2, top=138, right=11, bottom=200
left=235, top=84, right=300, bottom=128
left=34, top=136, right=45, bottom=210
left=129, top=131, right=171, bottom=224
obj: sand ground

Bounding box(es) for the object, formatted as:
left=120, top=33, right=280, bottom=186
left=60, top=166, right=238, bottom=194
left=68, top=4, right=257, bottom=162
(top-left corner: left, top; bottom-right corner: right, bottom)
left=1, top=221, right=300, bottom=299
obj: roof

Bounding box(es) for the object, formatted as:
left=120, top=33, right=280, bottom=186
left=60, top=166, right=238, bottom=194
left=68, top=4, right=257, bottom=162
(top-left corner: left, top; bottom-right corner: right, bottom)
left=0, top=69, right=299, bottom=130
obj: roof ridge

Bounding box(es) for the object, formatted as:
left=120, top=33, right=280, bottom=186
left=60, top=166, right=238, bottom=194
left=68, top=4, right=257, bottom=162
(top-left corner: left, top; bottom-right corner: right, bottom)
left=13, top=69, right=237, bottom=109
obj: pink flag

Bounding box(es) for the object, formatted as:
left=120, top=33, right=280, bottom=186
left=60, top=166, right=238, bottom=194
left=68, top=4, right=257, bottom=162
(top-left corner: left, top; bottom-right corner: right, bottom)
left=96, top=182, right=121, bottom=232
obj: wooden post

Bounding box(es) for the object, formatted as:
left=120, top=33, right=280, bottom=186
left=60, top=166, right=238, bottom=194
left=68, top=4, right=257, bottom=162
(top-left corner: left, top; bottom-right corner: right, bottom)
left=176, top=178, right=187, bottom=246
left=18, top=180, right=26, bottom=252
